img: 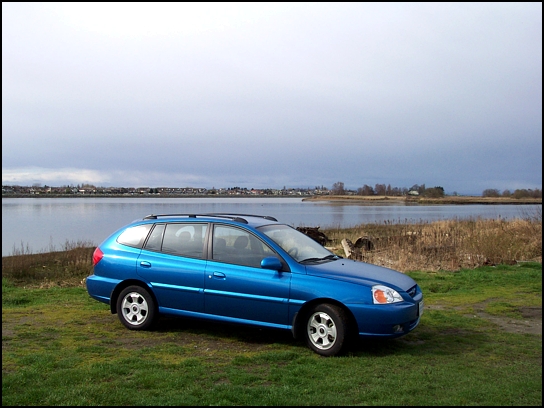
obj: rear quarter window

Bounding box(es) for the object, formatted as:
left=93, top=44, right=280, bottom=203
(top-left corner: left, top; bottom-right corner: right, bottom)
left=116, top=224, right=152, bottom=248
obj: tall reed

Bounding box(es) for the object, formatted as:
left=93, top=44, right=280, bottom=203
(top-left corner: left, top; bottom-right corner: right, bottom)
left=323, top=207, right=542, bottom=272
left=2, top=209, right=541, bottom=287
left=2, top=240, right=95, bottom=287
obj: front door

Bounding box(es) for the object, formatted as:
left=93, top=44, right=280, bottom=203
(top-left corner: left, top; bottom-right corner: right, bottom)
left=204, top=225, right=291, bottom=327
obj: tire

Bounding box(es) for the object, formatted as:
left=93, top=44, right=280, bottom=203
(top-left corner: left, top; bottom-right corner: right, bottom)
left=117, top=285, right=157, bottom=330
left=304, top=303, right=349, bottom=357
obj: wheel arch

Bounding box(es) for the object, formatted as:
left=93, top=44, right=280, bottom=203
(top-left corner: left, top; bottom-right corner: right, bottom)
left=292, top=298, right=358, bottom=340
left=110, top=279, right=157, bottom=315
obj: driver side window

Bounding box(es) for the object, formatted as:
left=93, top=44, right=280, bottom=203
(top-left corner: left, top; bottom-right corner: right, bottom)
left=212, top=226, right=275, bottom=268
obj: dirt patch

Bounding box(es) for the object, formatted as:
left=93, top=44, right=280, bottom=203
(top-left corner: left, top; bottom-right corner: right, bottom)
left=471, top=306, right=542, bottom=336
left=426, top=304, right=542, bottom=336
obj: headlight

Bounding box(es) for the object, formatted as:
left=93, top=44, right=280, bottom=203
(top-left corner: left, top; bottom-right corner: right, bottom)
left=372, top=285, right=403, bottom=304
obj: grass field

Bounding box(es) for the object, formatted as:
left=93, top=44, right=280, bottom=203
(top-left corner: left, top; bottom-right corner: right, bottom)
left=2, top=262, right=542, bottom=406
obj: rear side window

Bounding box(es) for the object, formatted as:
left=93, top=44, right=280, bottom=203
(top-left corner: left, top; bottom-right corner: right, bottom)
left=117, top=224, right=153, bottom=248
left=144, top=224, right=165, bottom=251
left=160, top=223, right=208, bottom=259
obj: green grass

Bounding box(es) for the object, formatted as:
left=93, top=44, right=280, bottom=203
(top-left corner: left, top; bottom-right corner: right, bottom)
left=2, top=263, right=541, bottom=406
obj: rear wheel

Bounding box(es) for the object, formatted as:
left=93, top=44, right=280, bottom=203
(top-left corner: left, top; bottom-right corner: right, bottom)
left=117, top=285, right=156, bottom=330
left=304, top=303, right=349, bottom=356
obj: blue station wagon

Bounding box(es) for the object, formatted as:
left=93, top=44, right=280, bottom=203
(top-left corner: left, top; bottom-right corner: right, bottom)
left=86, top=213, right=423, bottom=356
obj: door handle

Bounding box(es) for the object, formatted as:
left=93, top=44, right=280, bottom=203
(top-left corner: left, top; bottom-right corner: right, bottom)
left=209, top=271, right=226, bottom=279
left=140, top=261, right=152, bottom=268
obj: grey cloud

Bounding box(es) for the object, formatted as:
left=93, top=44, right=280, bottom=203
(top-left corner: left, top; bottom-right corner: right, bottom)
left=2, top=2, right=541, bottom=194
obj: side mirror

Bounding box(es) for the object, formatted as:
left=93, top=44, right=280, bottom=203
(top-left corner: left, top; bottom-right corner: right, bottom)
left=261, top=256, right=283, bottom=271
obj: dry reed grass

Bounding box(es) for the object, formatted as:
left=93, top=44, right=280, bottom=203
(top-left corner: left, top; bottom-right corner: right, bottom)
left=2, top=240, right=95, bottom=287
left=2, top=208, right=541, bottom=287
left=323, top=207, right=542, bottom=272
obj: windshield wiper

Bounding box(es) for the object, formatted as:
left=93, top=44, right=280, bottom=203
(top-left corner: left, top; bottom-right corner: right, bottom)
left=300, top=254, right=340, bottom=264
left=324, top=254, right=341, bottom=260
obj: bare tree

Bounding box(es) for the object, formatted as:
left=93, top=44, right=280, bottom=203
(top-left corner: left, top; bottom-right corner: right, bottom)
left=331, top=181, right=345, bottom=195
left=483, top=189, right=500, bottom=197
left=374, top=184, right=386, bottom=196
left=357, top=184, right=374, bottom=196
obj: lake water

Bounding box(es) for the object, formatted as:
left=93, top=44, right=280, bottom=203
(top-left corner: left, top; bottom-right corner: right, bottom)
left=2, top=197, right=540, bottom=256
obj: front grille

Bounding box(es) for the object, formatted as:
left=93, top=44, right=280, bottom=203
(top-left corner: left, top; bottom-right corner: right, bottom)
left=407, top=285, right=417, bottom=298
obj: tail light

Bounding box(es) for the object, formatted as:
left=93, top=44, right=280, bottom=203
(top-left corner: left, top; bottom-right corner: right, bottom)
left=92, top=247, right=104, bottom=266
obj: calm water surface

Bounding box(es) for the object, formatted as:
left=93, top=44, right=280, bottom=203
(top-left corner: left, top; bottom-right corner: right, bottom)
left=2, top=197, right=540, bottom=256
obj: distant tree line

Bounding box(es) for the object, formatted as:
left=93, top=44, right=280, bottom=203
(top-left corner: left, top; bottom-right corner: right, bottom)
left=482, top=188, right=542, bottom=199
left=331, top=182, right=446, bottom=198
left=331, top=181, right=542, bottom=199
left=3, top=182, right=542, bottom=199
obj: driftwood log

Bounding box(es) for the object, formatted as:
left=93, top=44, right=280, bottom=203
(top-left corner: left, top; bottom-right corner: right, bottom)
left=341, top=238, right=356, bottom=259
left=354, top=236, right=374, bottom=251
left=341, top=236, right=375, bottom=260
left=296, top=226, right=329, bottom=246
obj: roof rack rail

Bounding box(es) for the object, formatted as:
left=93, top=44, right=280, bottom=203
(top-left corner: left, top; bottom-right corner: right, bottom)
left=142, top=213, right=278, bottom=223
left=142, top=213, right=247, bottom=223
left=209, top=213, right=278, bottom=222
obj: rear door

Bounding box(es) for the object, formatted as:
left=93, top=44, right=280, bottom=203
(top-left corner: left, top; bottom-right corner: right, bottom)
left=137, top=222, right=208, bottom=313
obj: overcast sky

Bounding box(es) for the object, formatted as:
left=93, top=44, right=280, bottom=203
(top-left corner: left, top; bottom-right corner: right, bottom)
left=2, top=2, right=542, bottom=194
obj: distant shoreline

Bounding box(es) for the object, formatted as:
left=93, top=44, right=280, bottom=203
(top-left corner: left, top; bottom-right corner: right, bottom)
left=2, top=194, right=541, bottom=205
left=1, top=194, right=299, bottom=199
left=302, top=195, right=542, bottom=205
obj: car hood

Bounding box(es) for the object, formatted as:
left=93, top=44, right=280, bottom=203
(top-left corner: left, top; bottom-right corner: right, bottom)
left=305, top=258, right=416, bottom=291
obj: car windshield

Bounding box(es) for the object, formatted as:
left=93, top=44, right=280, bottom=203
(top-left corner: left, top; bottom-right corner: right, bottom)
left=258, top=224, right=337, bottom=263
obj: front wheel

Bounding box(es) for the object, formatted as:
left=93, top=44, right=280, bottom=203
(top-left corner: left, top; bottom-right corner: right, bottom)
left=117, top=285, right=157, bottom=330
left=304, top=303, right=349, bottom=357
